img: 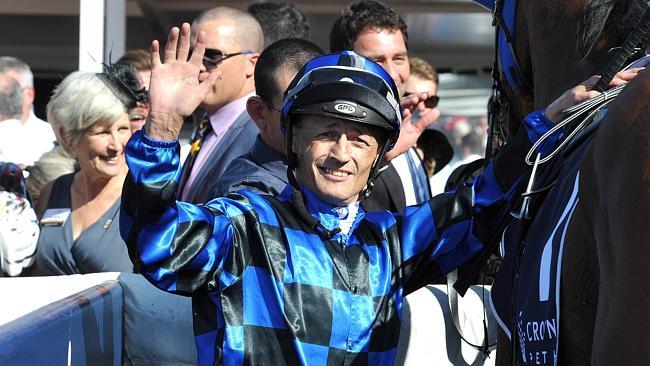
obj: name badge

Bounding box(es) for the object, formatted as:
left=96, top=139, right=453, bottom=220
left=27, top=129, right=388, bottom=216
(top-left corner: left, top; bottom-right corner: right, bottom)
left=41, top=208, right=71, bottom=226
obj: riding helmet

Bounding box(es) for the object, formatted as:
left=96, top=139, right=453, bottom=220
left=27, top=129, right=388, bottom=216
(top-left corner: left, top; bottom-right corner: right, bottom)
left=281, top=51, right=403, bottom=197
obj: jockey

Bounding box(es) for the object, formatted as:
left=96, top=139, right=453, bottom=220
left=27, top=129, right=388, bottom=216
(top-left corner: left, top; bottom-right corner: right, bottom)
left=121, top=24, right=561, bottom=366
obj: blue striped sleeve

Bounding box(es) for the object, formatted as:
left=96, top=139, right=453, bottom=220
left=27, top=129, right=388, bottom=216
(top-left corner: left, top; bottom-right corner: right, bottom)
left=524, top=109, right=563, bottom=156
left=397, top=182, right=481, bottom=278
left=394, top=109, right=561, bottom=288
left=121, top=130, right=249, bottom=295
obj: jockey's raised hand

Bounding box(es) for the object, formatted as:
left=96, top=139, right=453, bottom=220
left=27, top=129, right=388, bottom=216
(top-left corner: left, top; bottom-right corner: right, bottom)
left=544, top=68, right=643, bottom=123
left=145, top=23, right=221, bottom=141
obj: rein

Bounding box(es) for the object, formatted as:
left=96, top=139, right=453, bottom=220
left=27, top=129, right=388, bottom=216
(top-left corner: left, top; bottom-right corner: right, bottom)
left=593, top=2, right=650, bottom=91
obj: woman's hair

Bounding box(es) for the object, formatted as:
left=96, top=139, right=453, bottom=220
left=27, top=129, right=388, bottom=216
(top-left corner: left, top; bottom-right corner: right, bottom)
left=27, top=145, right=77, bottom=202
left=46, top=71, right=128, bottom=155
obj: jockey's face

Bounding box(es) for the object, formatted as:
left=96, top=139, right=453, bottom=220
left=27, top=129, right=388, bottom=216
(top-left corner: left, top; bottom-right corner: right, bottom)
left=292, top=115, right=383, bottom=206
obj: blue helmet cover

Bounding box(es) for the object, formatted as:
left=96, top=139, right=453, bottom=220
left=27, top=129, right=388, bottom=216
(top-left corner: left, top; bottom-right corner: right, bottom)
left=281, top=51, right=402, bottom=150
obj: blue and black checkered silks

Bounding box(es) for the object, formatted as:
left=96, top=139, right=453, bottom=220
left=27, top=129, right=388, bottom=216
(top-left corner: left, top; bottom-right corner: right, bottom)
left=120, top=109, right=556, bottom=365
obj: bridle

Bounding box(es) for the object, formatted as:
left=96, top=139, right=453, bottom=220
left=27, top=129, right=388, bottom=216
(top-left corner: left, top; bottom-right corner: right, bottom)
left=445, top=0, right=533, bottom=354
left=481, top=0, right=533, bottom=160
left=442, top=1, right=533, bottom=357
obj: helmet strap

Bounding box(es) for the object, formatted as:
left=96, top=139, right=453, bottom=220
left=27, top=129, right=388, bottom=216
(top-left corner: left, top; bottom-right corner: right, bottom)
left=360, top=139, right=392, bottom=200
left=285, top=117, right=300, bottom=190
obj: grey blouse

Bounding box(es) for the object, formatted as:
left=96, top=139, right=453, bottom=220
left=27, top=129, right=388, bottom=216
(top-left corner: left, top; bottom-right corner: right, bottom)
left=35, top=173, right=133, bottom=275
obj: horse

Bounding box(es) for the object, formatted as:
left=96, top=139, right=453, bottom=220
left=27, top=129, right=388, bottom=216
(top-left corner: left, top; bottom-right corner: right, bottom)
left=466, top=1, right=650, bottom=365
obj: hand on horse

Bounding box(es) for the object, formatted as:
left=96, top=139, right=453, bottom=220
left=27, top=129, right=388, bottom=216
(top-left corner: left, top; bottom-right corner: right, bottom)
left=384, top=92, right=441, bottom=162
left=144, top=23, right=221, bottom=141
left=544, top=68, right=643, bottom=123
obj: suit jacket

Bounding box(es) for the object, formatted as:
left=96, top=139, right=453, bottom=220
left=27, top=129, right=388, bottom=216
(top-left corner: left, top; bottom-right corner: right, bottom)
left=361, top=163, right=406, bottom=213
left=183, top=111, right=259, bottom=203
left=210, top=135, right=288, bottom=198
left=362, top=149, right=431, bottom=214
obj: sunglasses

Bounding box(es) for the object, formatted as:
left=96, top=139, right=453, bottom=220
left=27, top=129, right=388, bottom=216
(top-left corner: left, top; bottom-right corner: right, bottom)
left=199, top=48, right=255, bottom=69
left=404, top=92, right=440, bottom=108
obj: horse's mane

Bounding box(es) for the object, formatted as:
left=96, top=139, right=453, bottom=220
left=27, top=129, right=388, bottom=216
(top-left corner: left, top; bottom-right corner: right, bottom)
left=579, top=0, right=646, bottom=61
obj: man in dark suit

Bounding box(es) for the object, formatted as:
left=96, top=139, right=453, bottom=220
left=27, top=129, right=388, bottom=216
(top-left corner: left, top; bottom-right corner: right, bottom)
left=210, top=39, right=324, bottom=198
left=330, top=0, right=440, bottom=212
left=177, top=7, right=264, bottom=203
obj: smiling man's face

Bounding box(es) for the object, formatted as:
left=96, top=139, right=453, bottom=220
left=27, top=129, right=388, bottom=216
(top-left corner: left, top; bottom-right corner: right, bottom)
left=292, top=114, right=384, bottom=206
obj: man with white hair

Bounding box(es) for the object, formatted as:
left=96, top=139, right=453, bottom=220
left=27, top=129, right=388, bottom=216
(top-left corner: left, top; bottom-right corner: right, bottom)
left=0, top=74, right=29, bottom=165
left=0, top=75, right=39, bottom=275
left=0, top=56, right=56, bottom=166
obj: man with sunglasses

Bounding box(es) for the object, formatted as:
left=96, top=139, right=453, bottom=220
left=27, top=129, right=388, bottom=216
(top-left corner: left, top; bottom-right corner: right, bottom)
left=177, top=7, right=264, bottom=203
left=120, top=21, right=589, bottom=365
left=405, top=57, right=440, bottom=111
left=406, top=57, right=455, bottom=189
left=330, top=0, right=440, bottom=213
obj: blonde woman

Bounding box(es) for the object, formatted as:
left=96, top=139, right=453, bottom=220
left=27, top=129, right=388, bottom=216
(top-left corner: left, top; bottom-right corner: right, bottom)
left=35, top=64, right=146, bottom=275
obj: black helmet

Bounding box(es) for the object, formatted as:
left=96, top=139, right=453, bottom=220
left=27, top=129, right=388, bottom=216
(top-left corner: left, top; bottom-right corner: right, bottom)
left=281, top=51, right=402, bottom=198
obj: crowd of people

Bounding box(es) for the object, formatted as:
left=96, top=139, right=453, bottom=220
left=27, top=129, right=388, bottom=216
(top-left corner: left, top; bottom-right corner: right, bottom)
left=0, top=0, right=634, bottom=365
left=0, top=0, right=447, bottom=278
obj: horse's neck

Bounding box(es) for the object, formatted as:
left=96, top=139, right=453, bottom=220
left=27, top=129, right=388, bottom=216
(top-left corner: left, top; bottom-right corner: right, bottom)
left=520, top=0, right=647, bottom=110
left=525, top=4, right=601, bottom=107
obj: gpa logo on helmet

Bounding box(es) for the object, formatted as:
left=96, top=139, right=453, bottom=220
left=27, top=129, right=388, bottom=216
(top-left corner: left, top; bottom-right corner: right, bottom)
left=334, top=103, right=356, bottom=114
